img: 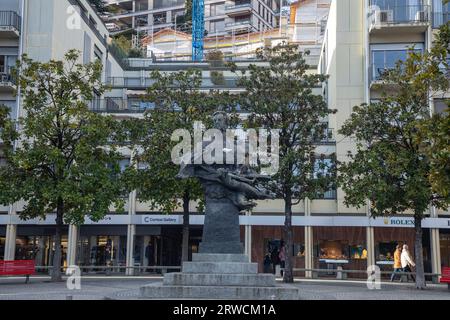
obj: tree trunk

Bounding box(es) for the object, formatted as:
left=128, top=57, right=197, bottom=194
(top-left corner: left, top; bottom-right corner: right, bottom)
left=414, top=215, right=426, bottom=290
left=283, top=193, right=294, bottom=283
left=181, top=191, right=190, bottom=262
left=51, top=199, right=64, bottom=282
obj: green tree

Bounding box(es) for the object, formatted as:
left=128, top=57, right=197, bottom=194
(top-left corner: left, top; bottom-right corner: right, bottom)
left=338, top=26, right=449, bottom=289
left=125, top=69, right=230, bottom=262
left=415, top=108, right=450, bottom=199
left=234, top=43, right=336, bottom=283
left=0, top=50, right=126, bottom=281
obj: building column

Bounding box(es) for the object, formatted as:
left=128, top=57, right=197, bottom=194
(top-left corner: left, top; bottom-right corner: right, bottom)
left=429, top=206, right=441, bottom=283
left=430, top=228, right=441, bottom=283
left=66, top=225, right=78, bottom=270
left=4, top=224, right=17, bottom=260
left=366, top=227, right=375, bottom=269
left=126, top=224, right=136, bottom=276
left=244, top=211, right=252, bottom=262
left=304, top=198, right=313, bottom=278
left=366, top=200, right=375, bottom=269
left=126, top=185, right=137, bottom=275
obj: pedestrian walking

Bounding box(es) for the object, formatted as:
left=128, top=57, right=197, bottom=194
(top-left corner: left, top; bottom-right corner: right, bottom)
left=390, top=244, right=403, bottom=282
left=401, top=244, right=416, bottom=282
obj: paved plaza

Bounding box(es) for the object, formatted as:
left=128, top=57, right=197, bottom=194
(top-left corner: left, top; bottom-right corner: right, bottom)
left=0, top=276, right=448, bottom=300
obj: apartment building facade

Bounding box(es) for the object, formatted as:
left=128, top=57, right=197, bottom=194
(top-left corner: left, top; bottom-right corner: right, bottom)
left=318, top=0, right=450, bottom=279
left=0, top=0, right=449, bottom=280
left=104, top=0, right=280, bottom=37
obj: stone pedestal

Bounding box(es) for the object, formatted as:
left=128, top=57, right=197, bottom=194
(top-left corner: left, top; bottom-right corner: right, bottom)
left=140, top=254, right=300, bottom=300
left=199, top=196, right=243, bottom=254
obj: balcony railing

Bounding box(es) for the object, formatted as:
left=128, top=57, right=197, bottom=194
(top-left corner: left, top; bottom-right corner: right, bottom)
left=0, top=11, right=21, bottom=33
left=106, top=77, right=239, bottom=89
left=225, top=20, right=252, bottom=28
left=90, top=98, right=155, bottom=113
left=225, top=2, right=252, bottom=13
left=369, top=5, right=430, bottom=28
left=0, top=73, right=15, bottom=86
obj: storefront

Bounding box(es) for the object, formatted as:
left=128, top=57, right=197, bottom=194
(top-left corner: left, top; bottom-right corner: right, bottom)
left=251, top=226, right=305, bottom=275
left=374, top=227, right=432, bottom=278
left=77, top=226, right=128, bottom=270
left=15, top=226, right=69, bottom=271
left=440, top=229, right=450, bottom=268
left=313, top=227, right=367, bottom=278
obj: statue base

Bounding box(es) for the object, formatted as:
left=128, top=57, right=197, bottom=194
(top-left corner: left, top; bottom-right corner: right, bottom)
left=138, top=254, right=300, bottom=300
left=199, top=196, right=243, bottom=254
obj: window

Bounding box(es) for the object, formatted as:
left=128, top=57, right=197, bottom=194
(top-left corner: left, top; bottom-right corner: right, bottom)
left=432, top=0, right=450, bottom=27
left=434, top=99, right=449, bottom=114
left=0, top=100, right=16, bottom=119
left=83, top=32, right=92, bottom=64
left=210, top=3, right=225, bottom=16
left=371, top=0, right=425, bottom=23
left=94, top=45, right=103, bottom=61
left=153, top=12, right=167, bottom=25
left=313, top=158, right=336, bottom=200
left=210, top=19, right=225, bottom=33
left=371, top=44, right=423, bottom=80
left=153, top=0, right=184, bottom=9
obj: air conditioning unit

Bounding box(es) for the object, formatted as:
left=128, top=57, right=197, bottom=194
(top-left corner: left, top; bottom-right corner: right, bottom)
left=415, top=11, right=427, bottom=22
left=378, top=10, right=394, bottom=23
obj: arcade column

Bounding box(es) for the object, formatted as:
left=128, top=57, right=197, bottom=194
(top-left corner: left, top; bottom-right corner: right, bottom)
left=244, top=211, right=252, bottom=262
left=4, top=204, right=17, bottom=260
left=366, top=201, right=375, bottom=269
left=304, top=198, right=314, bottom=279
left=4, top=224, right=17, bottom=261
left=126, top=189, right=137, bottom=276
left=429, top=206, right=441, bottom=283
left=66, top=225, right=78, bottom=269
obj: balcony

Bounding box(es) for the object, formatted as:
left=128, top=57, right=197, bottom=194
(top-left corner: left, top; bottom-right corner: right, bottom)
left=225, top=2, right=253, bottom=17
left=0, top=73, right=16, bottom=92
left=369, top=5, right=430, bottom=35
left=90, top=98, right=154, bottom=114
left=106, top=76, right=240, bottom=90
left=225, top=20, right=254, bottom=33
left=0, top=11, right=21, bottom=38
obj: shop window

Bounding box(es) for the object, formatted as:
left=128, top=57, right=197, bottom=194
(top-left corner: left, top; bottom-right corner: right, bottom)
left=317, top=240, right=349, bottom=261
left=376, top=241, right=397, bottom=262
left=350, top=244, right=368, bottom=260
left=294, top=243, right=305, bottom=257
left=441, top=232, right=450, bottom=267
left=14, top=235, right=68, bottom=268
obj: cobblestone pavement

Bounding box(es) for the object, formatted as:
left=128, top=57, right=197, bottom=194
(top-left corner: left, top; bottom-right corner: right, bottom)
left=0, top=276, right=449, bottom=300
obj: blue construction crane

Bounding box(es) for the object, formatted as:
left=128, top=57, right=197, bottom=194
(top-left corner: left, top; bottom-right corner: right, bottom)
left=192, top=0, right=205, bottom=61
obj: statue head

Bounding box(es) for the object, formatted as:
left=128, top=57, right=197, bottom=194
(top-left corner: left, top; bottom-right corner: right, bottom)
left=212, top=110, right=228, bottom=132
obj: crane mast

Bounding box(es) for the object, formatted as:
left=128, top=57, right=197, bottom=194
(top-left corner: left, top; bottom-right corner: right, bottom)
left=192, top=0, right=205, bottom=61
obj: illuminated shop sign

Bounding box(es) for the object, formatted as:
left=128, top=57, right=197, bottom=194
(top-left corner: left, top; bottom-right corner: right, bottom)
left=383, top=218, right=415, bottom=226
left=142, top=215, right=181, bottom=224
